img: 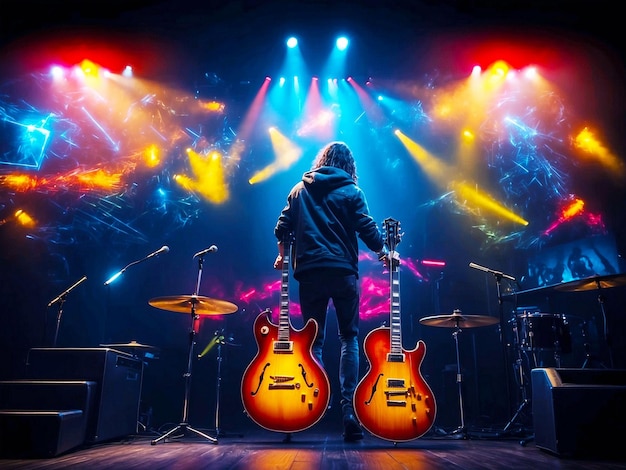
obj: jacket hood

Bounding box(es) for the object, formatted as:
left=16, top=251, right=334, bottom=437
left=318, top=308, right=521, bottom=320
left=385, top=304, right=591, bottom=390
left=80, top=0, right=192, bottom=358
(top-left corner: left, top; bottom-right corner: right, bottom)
left=302, top=166, right=354, bottom=193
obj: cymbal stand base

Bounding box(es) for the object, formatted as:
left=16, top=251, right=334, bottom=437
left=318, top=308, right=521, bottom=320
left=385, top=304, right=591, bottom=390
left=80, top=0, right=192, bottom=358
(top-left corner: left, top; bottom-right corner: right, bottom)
left=151, top=423, right=217, bottom=445
left=448, top=426, right=469, bottom=440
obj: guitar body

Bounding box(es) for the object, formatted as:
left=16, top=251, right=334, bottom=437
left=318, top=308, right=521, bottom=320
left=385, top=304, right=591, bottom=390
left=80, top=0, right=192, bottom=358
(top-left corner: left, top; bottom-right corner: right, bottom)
left=240, top=309, right=331, bottom=433
left=354, top=326, right=436, bottom=442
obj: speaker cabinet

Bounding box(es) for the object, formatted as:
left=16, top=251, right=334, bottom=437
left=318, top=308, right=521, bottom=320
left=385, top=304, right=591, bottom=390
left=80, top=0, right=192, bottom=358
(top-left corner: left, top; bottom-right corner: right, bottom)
left=26, top=348, right=143, bottom=443
left=531, top=368, right=626, bottom=458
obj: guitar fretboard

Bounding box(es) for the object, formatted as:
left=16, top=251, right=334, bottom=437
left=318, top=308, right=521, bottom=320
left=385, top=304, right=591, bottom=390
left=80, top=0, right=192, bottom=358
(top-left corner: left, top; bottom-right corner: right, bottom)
left=276, top=241, right=293, bottom=351
left=389, top=261, right=403, bottom=360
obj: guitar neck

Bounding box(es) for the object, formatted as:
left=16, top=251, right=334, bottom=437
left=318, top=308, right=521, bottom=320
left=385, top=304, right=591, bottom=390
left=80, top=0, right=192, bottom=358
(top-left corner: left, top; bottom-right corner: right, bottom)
left=389, top=255, right=403, bottom=358
left=277, top=242, right=291, bottom=344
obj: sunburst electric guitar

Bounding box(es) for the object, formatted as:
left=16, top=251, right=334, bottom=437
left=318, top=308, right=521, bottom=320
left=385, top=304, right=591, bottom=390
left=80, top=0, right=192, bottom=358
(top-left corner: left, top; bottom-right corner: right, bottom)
left=354, top=217, right=437, bottom=442
left=240, top=237, right=330, bottom=433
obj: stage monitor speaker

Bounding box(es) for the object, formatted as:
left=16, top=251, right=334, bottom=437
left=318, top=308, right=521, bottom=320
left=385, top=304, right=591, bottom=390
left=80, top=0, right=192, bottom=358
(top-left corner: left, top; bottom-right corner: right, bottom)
left=531, top=368, right=626, bottom=458
left=26, top=348, right=143, bottom=443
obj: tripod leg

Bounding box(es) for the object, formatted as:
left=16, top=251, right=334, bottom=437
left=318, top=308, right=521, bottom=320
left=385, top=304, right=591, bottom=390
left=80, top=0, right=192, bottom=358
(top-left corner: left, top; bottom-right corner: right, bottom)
left=186, top=425, right=218, bottom=443
left=151, top=424, right=183, bottom=445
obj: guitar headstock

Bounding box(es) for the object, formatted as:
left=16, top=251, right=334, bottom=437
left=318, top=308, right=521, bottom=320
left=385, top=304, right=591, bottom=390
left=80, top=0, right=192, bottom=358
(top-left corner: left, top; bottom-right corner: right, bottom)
left=383, top=217, right=402, bottom=252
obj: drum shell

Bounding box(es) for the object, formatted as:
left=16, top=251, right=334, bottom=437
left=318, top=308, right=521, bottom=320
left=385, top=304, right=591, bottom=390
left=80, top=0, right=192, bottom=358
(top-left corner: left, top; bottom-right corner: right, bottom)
left=514, top=313, right=571, bottom=353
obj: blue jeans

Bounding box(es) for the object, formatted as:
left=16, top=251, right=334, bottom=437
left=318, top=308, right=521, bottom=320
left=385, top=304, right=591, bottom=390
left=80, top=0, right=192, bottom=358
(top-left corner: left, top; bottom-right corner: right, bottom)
left=298, top=270, right=360, bottom=408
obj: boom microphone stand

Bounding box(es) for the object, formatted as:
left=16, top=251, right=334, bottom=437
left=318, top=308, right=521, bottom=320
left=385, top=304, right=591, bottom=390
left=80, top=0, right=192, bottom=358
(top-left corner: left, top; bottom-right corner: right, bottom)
left=47, top=275, right=88, bottom=347
left=468, top=263, right=517, bottom=426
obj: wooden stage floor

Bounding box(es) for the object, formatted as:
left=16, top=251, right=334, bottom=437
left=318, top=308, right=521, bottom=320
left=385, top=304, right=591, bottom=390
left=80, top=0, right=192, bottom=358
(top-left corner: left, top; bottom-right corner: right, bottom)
left=2, top=425, right=625, bottom=470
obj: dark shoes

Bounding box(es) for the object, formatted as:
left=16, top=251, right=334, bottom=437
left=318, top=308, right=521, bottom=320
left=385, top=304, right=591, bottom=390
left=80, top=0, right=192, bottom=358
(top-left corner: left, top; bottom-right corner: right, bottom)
left=342, top=406, right=364, bottom=442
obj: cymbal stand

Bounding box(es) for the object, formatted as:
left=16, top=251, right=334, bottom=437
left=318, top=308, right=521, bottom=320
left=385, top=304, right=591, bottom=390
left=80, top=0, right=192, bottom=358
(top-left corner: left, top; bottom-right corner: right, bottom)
left=151, top=255, right=217, bottom=445
left=449, top=314, right=469, bottom=439
left=595, top=291, right=614, bottom=368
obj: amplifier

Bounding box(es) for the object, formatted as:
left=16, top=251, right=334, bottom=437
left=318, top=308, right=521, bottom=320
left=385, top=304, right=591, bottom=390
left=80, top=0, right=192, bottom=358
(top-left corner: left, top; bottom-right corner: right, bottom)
left=26, top=347, right=143, bottom=443
left=531, top=367, right=626, bottom=458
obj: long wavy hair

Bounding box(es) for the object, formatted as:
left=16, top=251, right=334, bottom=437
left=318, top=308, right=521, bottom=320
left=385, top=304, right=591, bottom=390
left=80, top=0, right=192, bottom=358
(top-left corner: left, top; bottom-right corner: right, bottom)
left=312, top=141, right=358, bottom=183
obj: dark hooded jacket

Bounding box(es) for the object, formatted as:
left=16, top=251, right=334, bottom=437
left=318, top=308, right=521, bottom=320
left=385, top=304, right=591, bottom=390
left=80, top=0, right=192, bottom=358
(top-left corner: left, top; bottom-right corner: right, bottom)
left=275, top=166, right=384, bottom=280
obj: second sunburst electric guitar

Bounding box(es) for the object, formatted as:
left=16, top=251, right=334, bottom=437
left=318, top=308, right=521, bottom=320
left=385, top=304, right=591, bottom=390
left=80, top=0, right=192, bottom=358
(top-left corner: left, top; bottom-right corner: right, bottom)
left=240, top=236, right=331, bottom=433
left=354, top=217, right=437, bottom=442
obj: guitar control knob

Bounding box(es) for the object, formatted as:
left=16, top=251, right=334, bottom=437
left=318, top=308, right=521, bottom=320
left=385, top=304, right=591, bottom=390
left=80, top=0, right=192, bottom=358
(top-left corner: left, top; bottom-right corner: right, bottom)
left=260, top=325, right=269, bottom=335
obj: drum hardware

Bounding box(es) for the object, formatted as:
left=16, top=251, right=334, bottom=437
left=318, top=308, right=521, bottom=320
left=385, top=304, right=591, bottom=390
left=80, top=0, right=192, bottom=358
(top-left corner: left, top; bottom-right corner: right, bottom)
left=504, top=311, right=534, bottom=438
left=420, top=310, right=498, bottom=439
left=580, top=319, right=608, bottom=369
left=148, top=252, right=238, bottom=446
left=555, top=273, right=626, bottom=369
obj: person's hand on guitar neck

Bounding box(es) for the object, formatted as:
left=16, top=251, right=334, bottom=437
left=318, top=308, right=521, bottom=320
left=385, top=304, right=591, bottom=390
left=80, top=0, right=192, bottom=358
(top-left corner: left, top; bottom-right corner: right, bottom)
left=273, top=241, right=285, bottom=270
left=376, top=246, right=400, bottom=270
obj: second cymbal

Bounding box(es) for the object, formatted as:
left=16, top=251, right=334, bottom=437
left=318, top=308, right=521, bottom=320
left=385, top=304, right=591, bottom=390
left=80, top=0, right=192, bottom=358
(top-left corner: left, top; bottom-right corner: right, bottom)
left=149, top=295, right=238, bottom=315
left=420, top=310, right=499, bottom=328
left=554, top=273, right=626, bottom=292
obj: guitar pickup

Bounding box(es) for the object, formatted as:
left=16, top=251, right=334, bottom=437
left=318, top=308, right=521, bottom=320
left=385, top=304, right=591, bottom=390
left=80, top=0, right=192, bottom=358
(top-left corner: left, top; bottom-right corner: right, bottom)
left=386, top=379, right=405, bottom=388
left=273, top=341, right=294, bottom=353
left=386, top=353, right=405, bottom=363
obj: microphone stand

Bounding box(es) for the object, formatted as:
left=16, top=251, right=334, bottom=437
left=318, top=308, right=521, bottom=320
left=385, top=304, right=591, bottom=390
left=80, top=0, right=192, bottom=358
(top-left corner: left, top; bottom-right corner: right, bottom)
left=151, top=253, right=218, bottom=445
left=47, top=275, right=88, bottom=347
left=468, top=263, right=516, bottom=427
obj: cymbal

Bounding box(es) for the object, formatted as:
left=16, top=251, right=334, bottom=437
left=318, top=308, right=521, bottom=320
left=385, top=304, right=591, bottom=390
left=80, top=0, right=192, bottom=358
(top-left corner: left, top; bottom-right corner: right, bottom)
left=420, top=311, right=499, bottom=328
left=148, top=295, right=238, bottom=315
left=554, top=273, right=626, bottom=292
left=101, top=341, right=160, bottom=351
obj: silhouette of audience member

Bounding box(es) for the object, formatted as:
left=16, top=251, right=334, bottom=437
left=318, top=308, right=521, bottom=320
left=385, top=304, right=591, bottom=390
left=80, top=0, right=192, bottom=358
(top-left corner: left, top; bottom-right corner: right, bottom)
left=567, top=246, right=595, bottom=279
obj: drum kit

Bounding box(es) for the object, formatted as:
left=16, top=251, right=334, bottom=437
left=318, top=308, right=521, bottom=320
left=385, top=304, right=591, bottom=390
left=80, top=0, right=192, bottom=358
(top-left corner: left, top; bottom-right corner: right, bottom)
left=418, top=273, right=626, bottom=438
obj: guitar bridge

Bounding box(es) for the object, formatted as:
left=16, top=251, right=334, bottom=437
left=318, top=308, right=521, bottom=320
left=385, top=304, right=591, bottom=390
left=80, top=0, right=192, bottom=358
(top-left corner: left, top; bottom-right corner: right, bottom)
left=386, top=400, right=407, bottom=407
left=385, top=390, right=409, bottom=398
left=270, top=375, right=295, bottom=383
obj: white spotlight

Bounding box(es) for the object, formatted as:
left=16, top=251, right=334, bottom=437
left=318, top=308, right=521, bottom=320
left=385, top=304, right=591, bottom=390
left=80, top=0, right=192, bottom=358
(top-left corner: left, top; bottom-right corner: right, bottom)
left=286, top=37, right=298, bottom=48
left=336, top=36, right=349, bottom=51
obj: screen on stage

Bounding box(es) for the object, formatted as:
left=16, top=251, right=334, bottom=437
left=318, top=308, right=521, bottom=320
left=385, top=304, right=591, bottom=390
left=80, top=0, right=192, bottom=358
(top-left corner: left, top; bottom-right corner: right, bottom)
left=521, top=234, right=621, bottom=290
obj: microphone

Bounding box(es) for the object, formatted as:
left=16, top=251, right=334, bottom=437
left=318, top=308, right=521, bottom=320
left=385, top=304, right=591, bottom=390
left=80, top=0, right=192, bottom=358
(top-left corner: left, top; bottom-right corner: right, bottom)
left=48, top=275, right=88, bottom=307
left=104, top=246, right=170, bottom=285
left=193, top=245, right=218, bottom=258
left=146, top=245, right=169, bottom=258
left=469, top=262, right=516, bottom=281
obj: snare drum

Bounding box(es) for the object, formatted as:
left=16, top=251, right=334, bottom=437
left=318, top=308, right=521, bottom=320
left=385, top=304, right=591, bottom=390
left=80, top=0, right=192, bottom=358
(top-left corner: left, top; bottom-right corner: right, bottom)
left=515, top=312, right=571, bottom=353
